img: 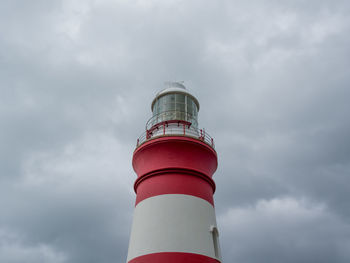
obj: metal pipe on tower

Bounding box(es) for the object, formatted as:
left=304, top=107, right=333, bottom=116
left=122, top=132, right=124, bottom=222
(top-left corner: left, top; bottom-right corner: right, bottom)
left=127, top=82, right=221, bottom=263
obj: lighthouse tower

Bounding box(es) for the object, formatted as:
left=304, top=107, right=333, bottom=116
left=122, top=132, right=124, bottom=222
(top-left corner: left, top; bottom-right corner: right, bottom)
left=127, top=82, right=221, bottom=263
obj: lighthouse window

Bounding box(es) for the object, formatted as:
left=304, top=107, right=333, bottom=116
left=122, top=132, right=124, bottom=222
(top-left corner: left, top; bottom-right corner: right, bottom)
left=176, top=94, right=186, bottom=113
left=176, top=93, right=185, bottom=103
left=187, top=100, right=193, bottom=115
left=169, top=94, right=175, bottom=103
left=168, top=102, right=175, bottom=111
left=161, top=94, right=174, bottom=113
left=192, top=100, right=198, bottom=117
left=164, top=94, right=173, bottom=104
left=153, top=100, right=159, bottom=115
left=177, top=103, right=186, bottom=113
left=160, top=97, right=167, bottom=112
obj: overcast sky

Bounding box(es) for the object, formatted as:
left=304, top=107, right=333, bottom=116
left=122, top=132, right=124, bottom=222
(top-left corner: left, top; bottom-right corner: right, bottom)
left=1, top=0, right=350, bottom=262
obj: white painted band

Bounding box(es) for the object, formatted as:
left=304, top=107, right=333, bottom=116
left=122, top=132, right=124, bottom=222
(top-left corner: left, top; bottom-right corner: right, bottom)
left=127, top=194, right=220, bottom=261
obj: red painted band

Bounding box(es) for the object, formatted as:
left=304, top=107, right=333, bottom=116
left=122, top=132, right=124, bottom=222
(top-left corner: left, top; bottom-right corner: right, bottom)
left=133, top=136, right=218, bottom=179
left=134, top=171, right=215, bottom=206
left=128, top=252, right=220, bottom=263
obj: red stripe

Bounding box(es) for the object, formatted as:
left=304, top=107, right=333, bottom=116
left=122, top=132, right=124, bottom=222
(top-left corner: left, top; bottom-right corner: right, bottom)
left=133, top=136, right=218, bottom=179
left=128, top=252, right=220, bottom=263
left=134, top=171, right=215, bottom=206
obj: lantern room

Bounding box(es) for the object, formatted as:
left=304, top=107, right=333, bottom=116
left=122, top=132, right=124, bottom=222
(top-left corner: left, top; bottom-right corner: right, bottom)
left=148, top=82, right=200, bottom=129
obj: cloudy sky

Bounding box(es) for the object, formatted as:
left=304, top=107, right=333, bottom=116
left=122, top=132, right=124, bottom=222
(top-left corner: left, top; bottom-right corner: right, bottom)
left=1, top=0, right=350, bottom=262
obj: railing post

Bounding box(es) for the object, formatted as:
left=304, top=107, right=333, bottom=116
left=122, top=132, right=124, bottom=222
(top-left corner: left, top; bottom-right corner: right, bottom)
left=163, top=124, right=165, bottom=135
left=137, top=138, right=139, bottom=147
left=183, top=123, right=185, bottom=135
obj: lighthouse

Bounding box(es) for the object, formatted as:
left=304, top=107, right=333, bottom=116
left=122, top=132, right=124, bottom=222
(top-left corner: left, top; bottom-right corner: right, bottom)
left=127, top=82, right=221, bottom=263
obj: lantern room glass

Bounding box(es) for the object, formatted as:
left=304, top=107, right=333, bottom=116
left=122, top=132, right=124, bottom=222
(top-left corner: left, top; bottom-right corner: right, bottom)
left=151, top=93, right=198, bottom=128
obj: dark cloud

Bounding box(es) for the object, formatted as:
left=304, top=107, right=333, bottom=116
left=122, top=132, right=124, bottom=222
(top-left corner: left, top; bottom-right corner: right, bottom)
left=219, top=197, right=350, bottom=263
left=1, top=0, right=350, bottom=262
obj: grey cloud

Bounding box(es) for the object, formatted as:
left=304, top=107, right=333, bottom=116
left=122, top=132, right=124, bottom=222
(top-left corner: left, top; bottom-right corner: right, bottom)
left=219, top=197, right=350, bottom=263
left=0, top=229, right=67, bottom=263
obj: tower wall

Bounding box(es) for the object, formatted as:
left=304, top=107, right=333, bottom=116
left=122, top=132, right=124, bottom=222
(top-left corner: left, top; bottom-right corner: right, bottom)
left=127, top=136, right=220, bottom=262
left=127, top=194, right=218, bottom=262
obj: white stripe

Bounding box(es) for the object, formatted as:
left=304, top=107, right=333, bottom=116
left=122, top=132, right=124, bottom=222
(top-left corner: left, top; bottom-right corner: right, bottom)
left=127, top=194, right=220, bottom=261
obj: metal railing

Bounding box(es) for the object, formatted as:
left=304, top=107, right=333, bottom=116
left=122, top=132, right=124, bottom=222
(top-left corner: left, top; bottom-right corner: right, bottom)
left=136, top=121, right=215, bottom=149
left=146, top=110, right=198, bottom=130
